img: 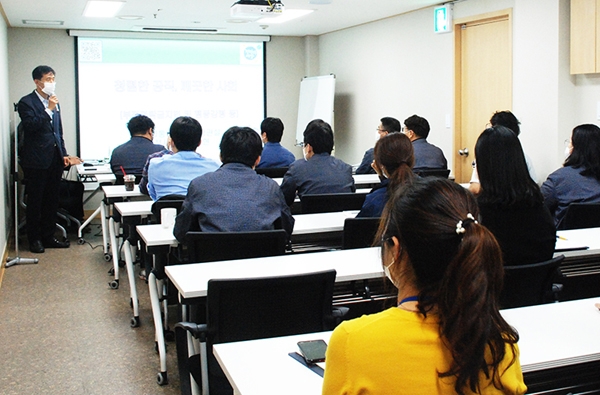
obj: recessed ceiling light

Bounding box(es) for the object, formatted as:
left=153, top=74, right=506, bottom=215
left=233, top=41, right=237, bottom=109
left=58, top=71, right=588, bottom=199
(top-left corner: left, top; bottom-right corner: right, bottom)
left=83, top=1, right=125, bottom=18
left=256, top=9, right=313, bottom=24
left=118, top=15, right=143, bottom=20
left=22, top=19, right=65, bottom=26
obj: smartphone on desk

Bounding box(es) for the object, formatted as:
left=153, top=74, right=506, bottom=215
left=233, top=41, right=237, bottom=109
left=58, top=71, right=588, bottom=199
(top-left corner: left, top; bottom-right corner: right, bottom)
left=298, top=339, right=327, bottom=364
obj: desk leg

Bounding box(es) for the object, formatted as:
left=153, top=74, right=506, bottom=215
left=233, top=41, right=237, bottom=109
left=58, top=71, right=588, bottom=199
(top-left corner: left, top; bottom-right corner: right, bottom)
left=101, top=201, right=109, bottom=256
left=109, top=217, right=121, bottom=289
left=77, top=204, right=101, bottom=241
left=149, top=270, right=168, bottom=385
left=123, top=239, right=139, bottom=327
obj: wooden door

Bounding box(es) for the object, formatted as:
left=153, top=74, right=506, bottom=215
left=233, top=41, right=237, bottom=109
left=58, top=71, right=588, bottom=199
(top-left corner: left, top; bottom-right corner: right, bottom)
left=454, top=10, right=512, bottom=183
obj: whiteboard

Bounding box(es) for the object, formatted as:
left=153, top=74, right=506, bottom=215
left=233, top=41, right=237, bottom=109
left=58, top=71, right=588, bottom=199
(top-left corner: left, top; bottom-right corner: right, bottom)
left=296, top=75, right=336, bottom=144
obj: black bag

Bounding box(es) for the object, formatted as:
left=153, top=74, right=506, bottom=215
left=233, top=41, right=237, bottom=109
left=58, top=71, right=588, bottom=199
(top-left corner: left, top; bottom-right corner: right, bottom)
left=59, top=179, right=84, bottom=222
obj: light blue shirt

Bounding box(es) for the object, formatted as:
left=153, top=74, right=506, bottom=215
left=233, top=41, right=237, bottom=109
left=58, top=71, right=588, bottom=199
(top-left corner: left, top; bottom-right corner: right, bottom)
left=148, top=150, right=220, bottom=201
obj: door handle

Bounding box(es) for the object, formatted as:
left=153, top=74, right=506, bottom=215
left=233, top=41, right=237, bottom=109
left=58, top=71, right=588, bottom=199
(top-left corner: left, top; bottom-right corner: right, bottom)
left=458, top=148, right=469, bottom=157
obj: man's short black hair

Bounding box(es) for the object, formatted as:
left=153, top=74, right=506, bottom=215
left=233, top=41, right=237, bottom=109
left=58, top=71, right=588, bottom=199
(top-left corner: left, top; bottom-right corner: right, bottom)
left=490, top=110, right=521, bottom=136
left=220, top=126, right=263, bottom=167
left=380, top=117, right=401, bottom=133
left=404, top=115, right=430, bottom=139
left=32, top=65, right=55, bottom=80
left=127, top=115, right=155, bottom=137
left=303, top=119, right=334, bottom=154
left=169, top=116, right=202, bottom=151
left=260, top=117, right=285, bottom=143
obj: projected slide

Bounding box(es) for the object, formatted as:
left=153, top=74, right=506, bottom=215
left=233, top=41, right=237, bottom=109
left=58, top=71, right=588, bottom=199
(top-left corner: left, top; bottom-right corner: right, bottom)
left=77, top=37, right=265, bottom=162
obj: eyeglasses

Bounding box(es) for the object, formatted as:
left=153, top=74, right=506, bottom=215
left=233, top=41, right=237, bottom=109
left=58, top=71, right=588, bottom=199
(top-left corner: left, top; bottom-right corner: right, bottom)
left=564, top=138, right=571, bottom=146
left=376, top=128, right=386, bottom=133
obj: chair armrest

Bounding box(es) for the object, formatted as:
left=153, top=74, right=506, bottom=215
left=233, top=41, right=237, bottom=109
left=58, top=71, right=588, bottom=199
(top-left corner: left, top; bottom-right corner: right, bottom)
left=174, top=322, right=208, bottom=341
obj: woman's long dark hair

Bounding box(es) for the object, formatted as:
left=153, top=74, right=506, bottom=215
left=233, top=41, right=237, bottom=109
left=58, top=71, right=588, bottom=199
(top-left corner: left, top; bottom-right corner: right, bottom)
left=565, top=124, right=600, bottom=181
left=475, top=125, right=542, bottom=208
left=378, top=178, right=519, bottom=394
left=373, top=132, right=415, bottom=194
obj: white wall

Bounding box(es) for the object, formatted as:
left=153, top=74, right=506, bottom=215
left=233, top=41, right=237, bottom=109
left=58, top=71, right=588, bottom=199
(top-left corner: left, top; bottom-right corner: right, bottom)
left=0, top=13, right=10, bottom=254
left=317, top=0, right=590, bottom=181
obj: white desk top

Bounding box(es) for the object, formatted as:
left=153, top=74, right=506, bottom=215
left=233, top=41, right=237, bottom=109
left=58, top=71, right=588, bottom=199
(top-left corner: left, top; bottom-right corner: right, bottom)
left=165, top=247, right=383, bottom=299
left=213, top=298, right=600, bottom=395
left=214, top=331, right=332, bottom=395
left=136, top=210, right=361, bottom=247
left=555, top=227, right=600, bottom=258
left=273, top=173, right=381, bottom=187
left=101, top=184, right=144, bottom=199
left=501, top=297, right=600, bottom=372
left=114, top=200, right=154, bottom=217
left=76, top=163, right=112, bottom=175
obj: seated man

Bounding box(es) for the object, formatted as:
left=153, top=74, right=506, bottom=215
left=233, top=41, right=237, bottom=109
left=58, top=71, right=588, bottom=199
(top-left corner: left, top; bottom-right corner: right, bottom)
left=147, top=116, right=219, bottom=201
left=256, top=117, right=295, bottom=169
left=355, top=117, right=401, bottom=174
left=280, top=119, right=355, bottom=206
left=174, top=126, right=294, bottom=242
left=402, top=114, right=448, bottom=171
left=138, top=147, right=172, bottom=196
left=109, top=114, right=165, bottom=178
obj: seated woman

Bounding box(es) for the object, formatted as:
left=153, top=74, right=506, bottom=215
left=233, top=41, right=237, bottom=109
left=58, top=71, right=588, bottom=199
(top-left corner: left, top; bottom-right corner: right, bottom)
left=323, top=178, right=526, bottom=395
left=541, top=123, right=600, bottom=227
left=475, top=126, right=556, bottom=266
left=356, top=132, right=414, bottom=218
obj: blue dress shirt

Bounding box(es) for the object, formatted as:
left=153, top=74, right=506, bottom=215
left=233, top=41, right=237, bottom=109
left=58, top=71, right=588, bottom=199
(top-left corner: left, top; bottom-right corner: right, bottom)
left=148, top=151, right=219, bottom=201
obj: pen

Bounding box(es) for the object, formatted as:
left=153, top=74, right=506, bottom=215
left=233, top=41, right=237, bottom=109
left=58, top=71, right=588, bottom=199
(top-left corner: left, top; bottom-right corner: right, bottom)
left=556, top=235, right=567, bottom=241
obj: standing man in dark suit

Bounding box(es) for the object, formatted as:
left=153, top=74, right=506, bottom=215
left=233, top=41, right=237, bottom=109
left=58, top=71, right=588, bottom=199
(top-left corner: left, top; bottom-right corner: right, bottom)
left=18, top=65, right=80, bottom=253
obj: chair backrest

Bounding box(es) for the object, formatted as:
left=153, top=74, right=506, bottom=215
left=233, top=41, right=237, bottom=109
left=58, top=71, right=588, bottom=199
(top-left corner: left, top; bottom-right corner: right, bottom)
left=185, top=229, right=288, bottom=263
left=342, top=217, right=381, bottom=249
left=558, top=203, right=600, bottom=230
left=413, top=168, right=451, bottom=178
left=500, top=254, right=564, bottom=309
left=255, top=167, right=289, bottom=178
left=301, top=192, right=367, bottom=214
left=207, top=270, right=337, bottom=344
left=150, top=195, right=186, bottom=223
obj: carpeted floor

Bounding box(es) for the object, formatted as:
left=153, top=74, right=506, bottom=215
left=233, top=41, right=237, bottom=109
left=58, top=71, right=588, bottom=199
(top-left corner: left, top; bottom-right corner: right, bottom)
left=0, top=223, right=181, bottom=395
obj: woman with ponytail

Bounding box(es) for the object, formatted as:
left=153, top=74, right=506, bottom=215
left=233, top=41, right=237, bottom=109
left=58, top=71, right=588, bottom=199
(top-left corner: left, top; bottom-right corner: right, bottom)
left=323, top=178, right=526, bottom=395
left=356, top=132, right=414, bottom=217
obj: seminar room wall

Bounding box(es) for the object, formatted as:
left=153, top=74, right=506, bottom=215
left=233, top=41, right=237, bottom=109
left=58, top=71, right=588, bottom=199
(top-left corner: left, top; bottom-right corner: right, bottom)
left=0, top=10, right=10, bottom=258
left=318, top=0, right=585, bottom=182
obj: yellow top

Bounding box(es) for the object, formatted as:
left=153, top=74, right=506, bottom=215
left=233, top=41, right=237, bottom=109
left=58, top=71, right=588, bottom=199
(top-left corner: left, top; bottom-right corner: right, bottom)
left=322, top=307, right=527, bottom=395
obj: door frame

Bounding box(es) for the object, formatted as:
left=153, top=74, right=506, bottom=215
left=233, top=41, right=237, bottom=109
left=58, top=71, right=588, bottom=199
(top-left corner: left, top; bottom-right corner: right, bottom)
left=453, top=8, right=513, bottom=182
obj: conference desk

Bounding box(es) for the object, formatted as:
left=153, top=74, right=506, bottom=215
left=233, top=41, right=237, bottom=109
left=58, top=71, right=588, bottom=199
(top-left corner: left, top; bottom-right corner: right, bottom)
left=272, top=173, right=381, bottom=188
left=213, top=297, right=600, bottom=395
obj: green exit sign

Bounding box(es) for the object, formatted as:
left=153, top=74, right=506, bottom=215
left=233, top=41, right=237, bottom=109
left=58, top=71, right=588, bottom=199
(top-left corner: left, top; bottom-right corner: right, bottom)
left=434, top=4, right=452, bottom=34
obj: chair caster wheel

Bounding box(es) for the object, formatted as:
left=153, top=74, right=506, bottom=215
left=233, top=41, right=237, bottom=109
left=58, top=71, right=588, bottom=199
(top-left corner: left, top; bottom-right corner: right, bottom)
left=77, top=238, right=85, bottom=245
left=104, top=253, right=112, bottom=262
left=157, top=371, right=168, bottom=386
left=109, top=280, right=119, bottom=289
left=130, top=316, right=140, bottom=328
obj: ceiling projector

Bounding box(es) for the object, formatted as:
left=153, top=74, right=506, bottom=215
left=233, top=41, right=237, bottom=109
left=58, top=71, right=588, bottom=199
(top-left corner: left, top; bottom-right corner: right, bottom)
left=230, top=0, right=284, bottom=19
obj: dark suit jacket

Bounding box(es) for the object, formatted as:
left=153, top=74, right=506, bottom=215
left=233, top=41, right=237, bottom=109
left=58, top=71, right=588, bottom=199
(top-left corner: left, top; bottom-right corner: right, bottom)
left=18, top=91, right=67, bottom=169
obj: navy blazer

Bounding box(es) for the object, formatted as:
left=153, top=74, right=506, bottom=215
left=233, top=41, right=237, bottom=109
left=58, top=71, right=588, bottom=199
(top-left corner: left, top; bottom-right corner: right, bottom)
left=18, top=91, right=67, bottom=169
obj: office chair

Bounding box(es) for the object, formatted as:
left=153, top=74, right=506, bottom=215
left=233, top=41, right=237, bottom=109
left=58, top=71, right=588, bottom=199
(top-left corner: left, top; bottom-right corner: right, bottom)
left=185, top=229, right=288, bottom=263
left=255, top=167, right=289, bottom=178
left=413, top=168, right=451, bottom=178
left=176, top=269, right=346, bottom=395
left=500, top=255, right=565, bottom=309
left=342, top=217, right=381, bottom=250
left=300, top=192, right=367, bottom=214
left=150, top=194, right=186, bottom=223
left=557, top=203, right=600, bottom=230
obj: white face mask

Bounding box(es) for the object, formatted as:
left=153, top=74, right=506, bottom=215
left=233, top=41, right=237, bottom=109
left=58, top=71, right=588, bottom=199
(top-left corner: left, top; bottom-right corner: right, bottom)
left=42, top=82, right=56, bottom=96
left=384, top=260, right=398, bottom=288
left=564, top=145, right=572, bottom=160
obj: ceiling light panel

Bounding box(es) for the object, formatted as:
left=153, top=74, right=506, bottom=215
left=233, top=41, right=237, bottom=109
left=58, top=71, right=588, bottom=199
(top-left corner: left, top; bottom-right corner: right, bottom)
left=83, top=1, right=125, bottom=18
